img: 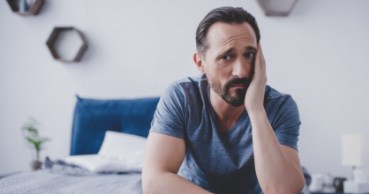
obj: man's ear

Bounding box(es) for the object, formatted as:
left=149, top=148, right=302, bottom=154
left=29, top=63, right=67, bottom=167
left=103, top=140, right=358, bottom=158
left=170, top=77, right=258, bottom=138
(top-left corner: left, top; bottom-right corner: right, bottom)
left=193, top=52, right=205, bottom=73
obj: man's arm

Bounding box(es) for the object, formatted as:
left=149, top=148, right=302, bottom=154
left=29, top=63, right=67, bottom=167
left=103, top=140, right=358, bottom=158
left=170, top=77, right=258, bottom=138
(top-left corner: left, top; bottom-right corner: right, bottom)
left=250, top=111, right=305, bottom=194
left=245, top=45, right=305, bottom=194
left=142, top=133, right=212, bottom=194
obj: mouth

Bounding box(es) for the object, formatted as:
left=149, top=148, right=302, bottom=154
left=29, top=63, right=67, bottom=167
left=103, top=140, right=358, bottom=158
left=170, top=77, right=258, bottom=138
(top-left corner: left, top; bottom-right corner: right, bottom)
left=230, top=83, right=247, bottom=89
left=223, top=77, right=251, bottom=93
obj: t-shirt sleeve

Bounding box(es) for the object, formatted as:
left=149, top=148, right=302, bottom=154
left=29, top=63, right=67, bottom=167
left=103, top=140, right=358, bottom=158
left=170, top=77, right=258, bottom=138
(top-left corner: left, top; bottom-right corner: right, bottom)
left=272, top=96, right=301, bottom=151
left=149, top=82, right=187, bottom=139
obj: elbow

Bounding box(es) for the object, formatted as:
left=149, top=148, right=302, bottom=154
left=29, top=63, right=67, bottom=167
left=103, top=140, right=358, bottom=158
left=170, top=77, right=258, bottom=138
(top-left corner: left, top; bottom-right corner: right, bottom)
left=263, top=177, right=305, bottom=194
left=264, top=187, right=304, bottom=194
left=292, top=173, right=306, bottom=194
left=142, top=174, right=158, bottom=194
left=142, top=170, right=167, bottom=194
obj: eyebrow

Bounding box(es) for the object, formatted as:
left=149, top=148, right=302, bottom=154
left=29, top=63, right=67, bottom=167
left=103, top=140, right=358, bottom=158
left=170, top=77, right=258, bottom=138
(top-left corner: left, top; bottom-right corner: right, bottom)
left=245, top=46, right=257, bottom=52
left=221, top=48, right=234, bottom=56
left=216, top=46, right=257, bottom=58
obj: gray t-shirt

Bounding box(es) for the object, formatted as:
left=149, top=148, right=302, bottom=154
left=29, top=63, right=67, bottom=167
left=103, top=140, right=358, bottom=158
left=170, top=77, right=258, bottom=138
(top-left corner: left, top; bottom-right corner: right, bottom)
left=150, top=75, right=301, bottom=194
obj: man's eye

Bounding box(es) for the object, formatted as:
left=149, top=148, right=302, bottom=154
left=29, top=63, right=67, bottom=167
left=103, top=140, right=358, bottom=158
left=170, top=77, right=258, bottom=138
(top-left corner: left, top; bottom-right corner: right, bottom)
left=221, top=55, right=232, bottom=61
left=244, top=51, right=255, bottom=60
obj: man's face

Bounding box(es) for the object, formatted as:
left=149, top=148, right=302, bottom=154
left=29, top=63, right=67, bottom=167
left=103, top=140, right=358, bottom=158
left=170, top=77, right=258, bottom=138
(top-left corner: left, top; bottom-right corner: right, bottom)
left=201, top=22, right=258, bottom=107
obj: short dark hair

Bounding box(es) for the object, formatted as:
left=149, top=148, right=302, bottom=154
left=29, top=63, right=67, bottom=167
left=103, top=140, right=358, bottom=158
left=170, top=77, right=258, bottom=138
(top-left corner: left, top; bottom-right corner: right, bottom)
left=195, top=7, right=260, bottom=55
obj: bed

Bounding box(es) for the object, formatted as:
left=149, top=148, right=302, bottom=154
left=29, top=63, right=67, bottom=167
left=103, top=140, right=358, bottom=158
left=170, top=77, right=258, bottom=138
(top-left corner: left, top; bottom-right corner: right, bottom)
left=0, top=96, right=314, bottom=194
left=0, top=96, right=160, bottom=194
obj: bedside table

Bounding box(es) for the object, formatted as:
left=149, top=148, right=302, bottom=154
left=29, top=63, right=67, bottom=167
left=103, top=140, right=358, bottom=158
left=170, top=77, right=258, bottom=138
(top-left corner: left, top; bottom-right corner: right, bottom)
left=311, top=192, right=369, bottom=194
left=311, top=193, right=343, bottom=194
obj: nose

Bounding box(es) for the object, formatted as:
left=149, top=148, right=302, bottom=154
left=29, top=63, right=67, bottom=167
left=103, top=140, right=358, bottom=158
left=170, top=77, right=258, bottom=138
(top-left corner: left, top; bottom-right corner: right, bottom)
left=232, top=58, right=252, bottom=79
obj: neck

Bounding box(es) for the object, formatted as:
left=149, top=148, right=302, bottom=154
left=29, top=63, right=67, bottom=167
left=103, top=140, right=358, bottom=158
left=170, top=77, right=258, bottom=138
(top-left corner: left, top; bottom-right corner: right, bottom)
left=210, top=89, right=245, bottom=131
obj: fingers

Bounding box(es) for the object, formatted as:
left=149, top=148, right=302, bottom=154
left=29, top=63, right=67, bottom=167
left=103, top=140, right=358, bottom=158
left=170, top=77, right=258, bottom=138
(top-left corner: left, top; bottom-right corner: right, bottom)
left=254, top=45, right=261, bottom=73
left=256, top=44, right=265, bottom=71
left=254, top=44, right=266, bottom=80
left=244, top=44, right=267, bottom=110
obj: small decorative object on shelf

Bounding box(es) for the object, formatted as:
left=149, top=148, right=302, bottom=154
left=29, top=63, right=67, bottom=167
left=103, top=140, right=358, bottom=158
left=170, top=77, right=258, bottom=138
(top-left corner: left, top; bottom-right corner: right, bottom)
left=256, top=0, right=298, bottom=16
left=21, top=118, right=50, bottom=171
left=46, top=27, right=88, bottom=63
left=6, top=0, right=44, bottom=16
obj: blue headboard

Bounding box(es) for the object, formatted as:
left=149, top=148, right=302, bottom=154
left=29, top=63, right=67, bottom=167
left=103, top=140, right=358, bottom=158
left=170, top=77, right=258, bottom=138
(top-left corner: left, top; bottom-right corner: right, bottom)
left=70, top=96, right=160, bottom=155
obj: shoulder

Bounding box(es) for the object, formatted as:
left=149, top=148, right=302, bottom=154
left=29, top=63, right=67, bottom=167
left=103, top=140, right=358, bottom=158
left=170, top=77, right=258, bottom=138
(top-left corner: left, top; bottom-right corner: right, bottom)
left=265, top=85, right=290, bottom=100
left=158, top=76, right=200, bottom=110
left=169, top=77, right=195, bottom=93
left=265, top=86, right=296, bottom=104
left=265, top=87, right=301, bottom=150
left=164, top=75, right=205, bottom=100
left=264, top=85, right=299, bottom=114
left=171, top=75, right=205, bottom=90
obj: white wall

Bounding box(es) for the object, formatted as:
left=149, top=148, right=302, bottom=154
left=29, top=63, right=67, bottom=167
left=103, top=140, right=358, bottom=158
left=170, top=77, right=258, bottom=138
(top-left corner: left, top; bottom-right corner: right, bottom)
left=1, top=0, right=368, bottom=177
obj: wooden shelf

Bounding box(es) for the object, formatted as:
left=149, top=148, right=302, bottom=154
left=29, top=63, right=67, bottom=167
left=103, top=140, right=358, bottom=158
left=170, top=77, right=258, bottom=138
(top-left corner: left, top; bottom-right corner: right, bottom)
left=46, top=27, right=88, bottom=63
left=6, top=0, right=44, bottom=16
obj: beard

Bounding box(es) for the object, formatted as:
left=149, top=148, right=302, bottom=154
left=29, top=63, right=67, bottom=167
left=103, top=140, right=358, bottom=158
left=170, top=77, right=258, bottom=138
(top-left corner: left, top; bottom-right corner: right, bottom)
left=212, top=76, right=251, bottom=107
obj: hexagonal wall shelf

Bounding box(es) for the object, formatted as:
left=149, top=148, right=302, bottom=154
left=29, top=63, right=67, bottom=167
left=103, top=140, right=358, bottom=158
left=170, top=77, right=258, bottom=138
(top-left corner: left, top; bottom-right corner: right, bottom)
left=46, top=27, right=88, bottom=63
left=6, top=0, right=44, bottom=16
left=257, top=0, right=298, bottom=16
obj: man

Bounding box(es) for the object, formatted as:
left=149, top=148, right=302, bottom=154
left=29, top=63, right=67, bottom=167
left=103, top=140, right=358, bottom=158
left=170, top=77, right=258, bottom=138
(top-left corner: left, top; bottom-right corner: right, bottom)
left=142, top=6, right=305, bottom=194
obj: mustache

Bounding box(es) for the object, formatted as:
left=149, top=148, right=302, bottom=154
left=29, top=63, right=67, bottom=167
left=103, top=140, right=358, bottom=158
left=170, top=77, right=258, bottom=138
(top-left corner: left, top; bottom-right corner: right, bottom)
left=224, top=77, right=251, bottom=90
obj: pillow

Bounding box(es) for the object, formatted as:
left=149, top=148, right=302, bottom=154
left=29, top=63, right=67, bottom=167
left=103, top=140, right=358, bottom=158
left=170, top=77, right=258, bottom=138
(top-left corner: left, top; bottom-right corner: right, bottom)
left=65, top=131, right=146, bottom=173
left=98, top=130, right=146, bottom=160
left=70, top=96, right=159, bottom=155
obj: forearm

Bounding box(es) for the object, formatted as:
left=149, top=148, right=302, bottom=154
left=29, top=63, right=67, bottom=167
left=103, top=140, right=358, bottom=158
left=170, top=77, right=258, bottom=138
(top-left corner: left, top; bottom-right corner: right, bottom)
left=142, top=172, right=212, bottom=194
left=249, top=109, right=304, bottom=194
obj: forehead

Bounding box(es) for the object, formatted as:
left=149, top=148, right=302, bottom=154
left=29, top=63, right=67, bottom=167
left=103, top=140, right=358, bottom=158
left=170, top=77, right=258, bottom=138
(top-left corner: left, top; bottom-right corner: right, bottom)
left=206, top=22, right=257, bottom=52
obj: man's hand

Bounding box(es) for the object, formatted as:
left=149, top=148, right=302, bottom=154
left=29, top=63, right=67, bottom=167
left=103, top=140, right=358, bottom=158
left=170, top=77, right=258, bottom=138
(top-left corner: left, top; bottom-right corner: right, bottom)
left=244, top=44, right=267, bottom=112
left=246, top=44, right=305, bottom=193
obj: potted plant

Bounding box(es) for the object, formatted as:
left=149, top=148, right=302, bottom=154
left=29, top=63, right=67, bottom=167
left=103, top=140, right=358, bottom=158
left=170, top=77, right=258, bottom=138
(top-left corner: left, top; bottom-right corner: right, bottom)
left=21, top=118, right=50, bottom=170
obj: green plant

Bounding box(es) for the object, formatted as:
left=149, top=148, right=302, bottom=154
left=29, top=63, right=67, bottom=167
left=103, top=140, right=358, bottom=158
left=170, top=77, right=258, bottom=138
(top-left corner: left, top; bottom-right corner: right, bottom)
left=21, top=118, right=50, bottom=161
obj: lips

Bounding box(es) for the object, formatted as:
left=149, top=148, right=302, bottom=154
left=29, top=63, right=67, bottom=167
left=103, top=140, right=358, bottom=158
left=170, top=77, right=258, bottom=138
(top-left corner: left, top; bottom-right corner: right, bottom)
left=230, top=82, right=249, bottom=90
left=223, top=77, right=251, bottom=93
left=231, top=83, right=247, bottom=87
